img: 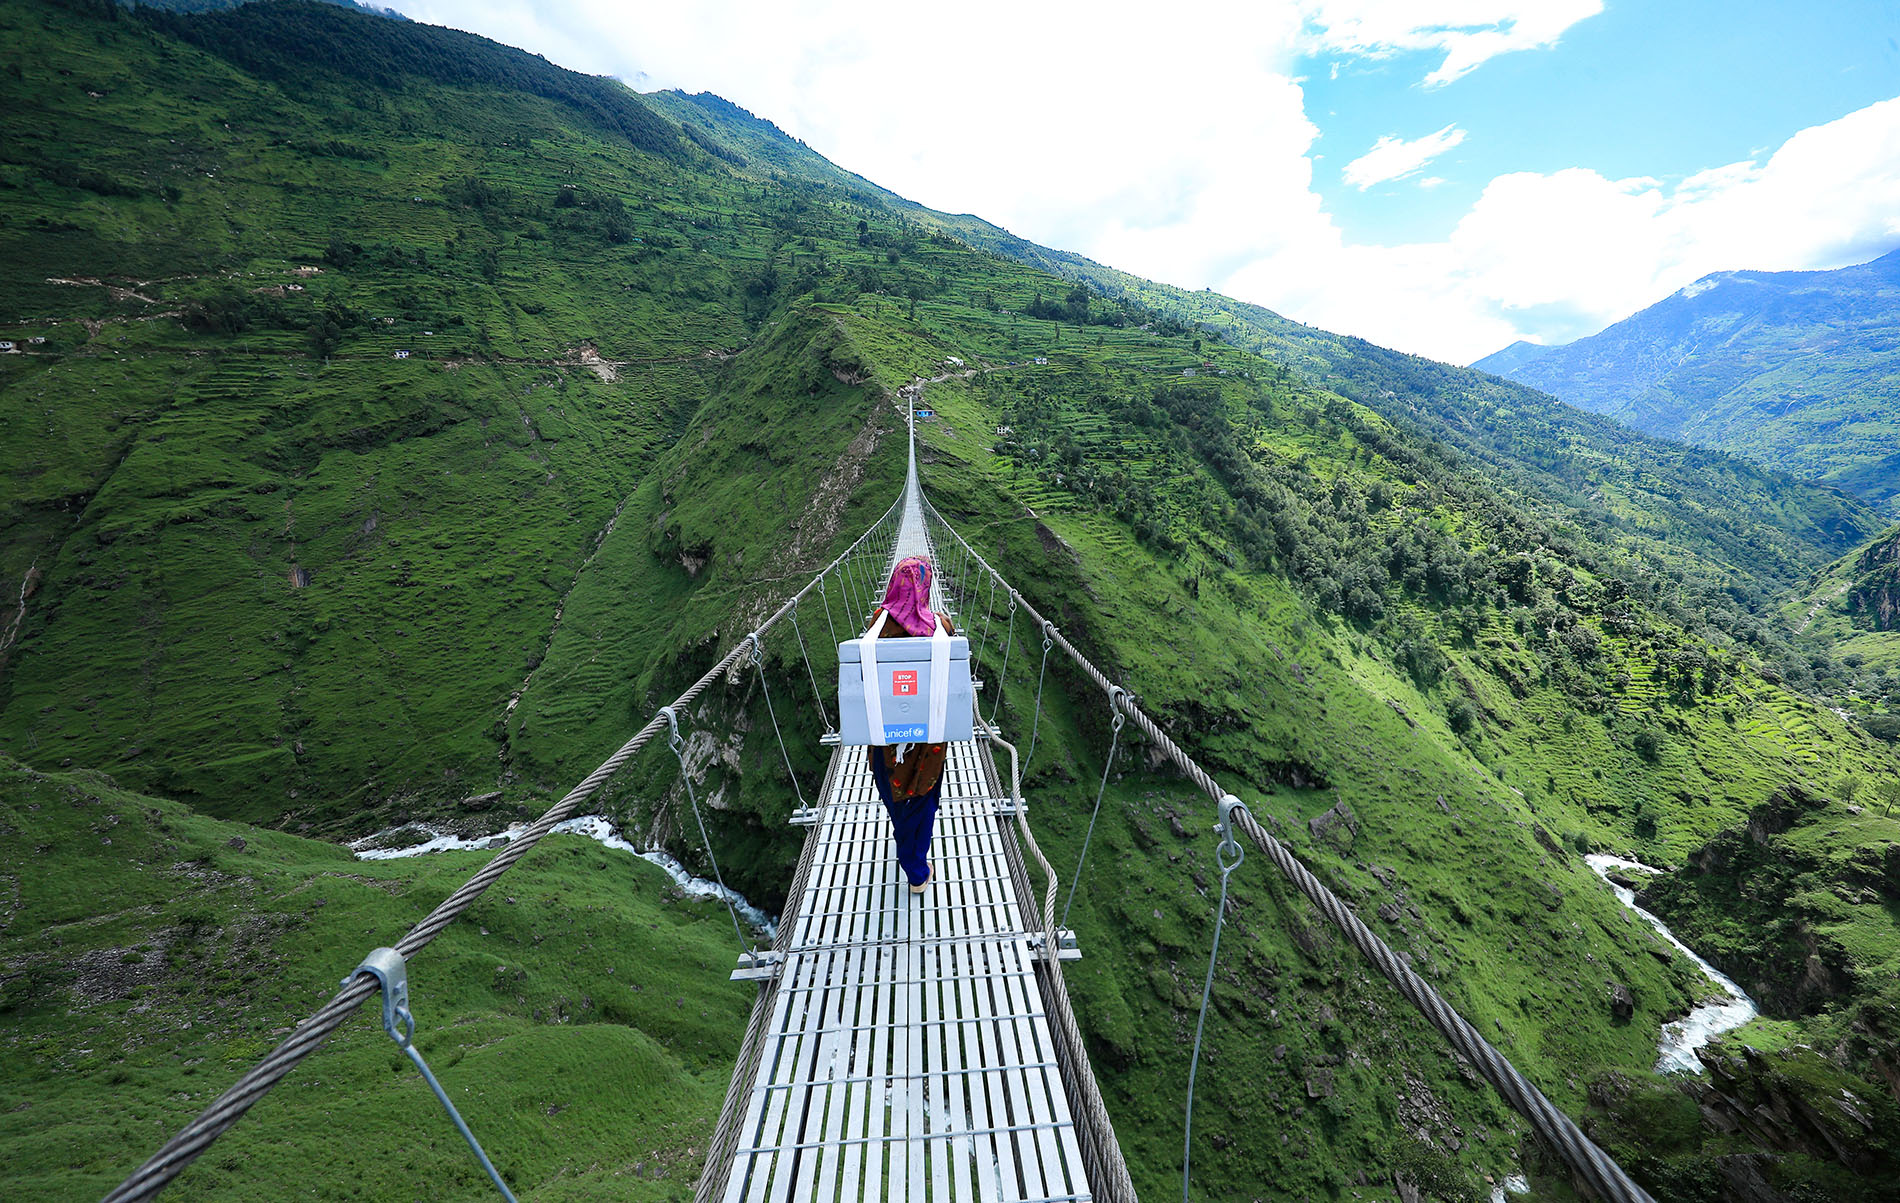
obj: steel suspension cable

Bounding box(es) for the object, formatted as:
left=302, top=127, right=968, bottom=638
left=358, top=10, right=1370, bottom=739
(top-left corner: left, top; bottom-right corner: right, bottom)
left=786, top=601, right=832, bottom=735
left=1025, top=623, right=1054, bottom=768
left=816, top=573, right=840, bottom=651
left=1062, top=700, right=1123, bottom=931
left=919, top=491, right=1656, bottom=1203
left=747, top=635, right=806, bottom=809
left=977, top=572, right=999, bottom=671
left=843, top=546, right=865, bottom=619
left=989, top=595, right=1017, bottom=725
left=952, top=533, right=973, bottom=615
left=1183, top=828, right=1243, bottom=1203
left=836, top=561, right=859, bottom=629
left=663, top=706, right=753, bottom=953
left=108, top=491, right=905, bottom=1203
left=837, top=557, right=859, bottom=624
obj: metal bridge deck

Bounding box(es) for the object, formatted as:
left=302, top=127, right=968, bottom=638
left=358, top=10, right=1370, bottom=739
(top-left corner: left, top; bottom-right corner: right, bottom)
left=718, top=740, right=1093, bottom=1203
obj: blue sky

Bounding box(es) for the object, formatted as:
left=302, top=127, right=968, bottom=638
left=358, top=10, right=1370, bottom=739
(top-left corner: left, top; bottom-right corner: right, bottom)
left=1309, top=1, right=1900, bottom=247
left=390, top=0, right=1900, bottom=363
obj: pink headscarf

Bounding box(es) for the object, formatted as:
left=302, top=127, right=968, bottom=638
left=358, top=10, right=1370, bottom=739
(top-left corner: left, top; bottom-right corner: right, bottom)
left=880, top=556, right=939, bottom=637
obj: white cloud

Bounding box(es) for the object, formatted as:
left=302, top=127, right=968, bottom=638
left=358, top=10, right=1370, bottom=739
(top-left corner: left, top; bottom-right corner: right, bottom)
left=381, top=2, right=1900, bottom=366
left=1300, top=0, right=1604, bottom=85
left=1214, top=96, right=1900, bottom=361
left=1342, top=124, right=1467, bottom=190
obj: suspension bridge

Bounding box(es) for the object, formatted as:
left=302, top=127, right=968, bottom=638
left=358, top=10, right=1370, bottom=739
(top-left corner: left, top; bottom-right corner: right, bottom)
left=103, top=397, right=1656, bottom=1203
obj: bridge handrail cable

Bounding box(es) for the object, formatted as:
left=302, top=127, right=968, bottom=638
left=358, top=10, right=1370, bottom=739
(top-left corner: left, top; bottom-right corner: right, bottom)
left=918, top=492, right=1656, bottom=1203
left=105, top=493, right=907, bottom=1203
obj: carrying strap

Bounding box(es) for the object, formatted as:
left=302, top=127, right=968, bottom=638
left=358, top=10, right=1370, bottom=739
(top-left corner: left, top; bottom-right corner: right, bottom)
left=927, top=617, right=951, bottom=740
left=857, top=610, right=887, bottom=741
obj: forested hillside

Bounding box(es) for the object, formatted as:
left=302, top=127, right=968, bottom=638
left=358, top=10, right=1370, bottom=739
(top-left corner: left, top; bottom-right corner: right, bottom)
left=3, top=3, right=1898, bottom=1201
left=1473, top=252, right=1900, bottom=515
left=648, top=91, right=1886, bottom=680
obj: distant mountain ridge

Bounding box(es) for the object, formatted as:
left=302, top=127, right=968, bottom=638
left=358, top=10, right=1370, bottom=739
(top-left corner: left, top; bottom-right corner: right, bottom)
left=646, top=89, right=1885, bottom=603
left=1472, top=251, right=1900, bottom=514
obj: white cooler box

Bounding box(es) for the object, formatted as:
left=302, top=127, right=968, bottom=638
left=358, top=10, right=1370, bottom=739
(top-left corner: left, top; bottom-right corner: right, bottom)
left=838, top=621, right=973, bottom=746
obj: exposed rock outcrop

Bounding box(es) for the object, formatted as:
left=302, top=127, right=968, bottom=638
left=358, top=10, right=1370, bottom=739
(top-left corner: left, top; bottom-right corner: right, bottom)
left=1687, top=1046, right=1893, bottom=1178
left=1845, top=528, right=1900, bottom=631
left=1639, top=784, right=1856, bottom=1016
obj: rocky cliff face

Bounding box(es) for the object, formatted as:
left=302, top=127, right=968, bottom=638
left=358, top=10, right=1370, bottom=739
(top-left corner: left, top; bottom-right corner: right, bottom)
left=1688, top=1044, right=1898, bottom=1187
left=1846, top=529, right=1900, bottom=631
left=1582, top=1019, right=1900, bottom=1198
left=1639, top=786, right=1860, bottom=1015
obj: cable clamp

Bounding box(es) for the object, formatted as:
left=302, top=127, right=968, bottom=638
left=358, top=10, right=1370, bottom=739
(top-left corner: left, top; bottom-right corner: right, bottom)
left=744, top=631, right=764, bottom=666
left=732, top=949, right=784, bottom=982
left=1216, top=794, right=1246, bottom=871
left=344, top=948, right=520, bottom=1202
left=658, top=705, right=682, bottom=753
left=1028, top=930, right=1082, bottom=963
left=346, top=946, right=414, bottom=1047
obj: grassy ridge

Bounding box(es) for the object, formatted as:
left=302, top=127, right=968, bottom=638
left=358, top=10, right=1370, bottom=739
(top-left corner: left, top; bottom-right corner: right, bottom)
left=903, top=357, right=1900, bottom=1199
left=0, top=754, right=752, bottom=1201
left=0, top=0, right=766, bottom=825
left=642, top=89, right=1885, bottom=600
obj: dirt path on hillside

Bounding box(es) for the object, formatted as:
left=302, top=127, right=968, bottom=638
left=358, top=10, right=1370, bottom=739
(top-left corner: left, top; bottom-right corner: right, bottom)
left=1797, top=582, right=1849, bottom=634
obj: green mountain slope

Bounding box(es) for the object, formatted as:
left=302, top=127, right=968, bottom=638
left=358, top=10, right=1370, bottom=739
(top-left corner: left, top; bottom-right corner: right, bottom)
left=1785, top=526, right=1900, bottom=749
left=0, top=754, right=753, bottom=1201
left=1474, top=253, right=1900, bottom=514
left=646, top=89, right=1887, bottom=671
left=1, top=3, right=1897, bottom=1200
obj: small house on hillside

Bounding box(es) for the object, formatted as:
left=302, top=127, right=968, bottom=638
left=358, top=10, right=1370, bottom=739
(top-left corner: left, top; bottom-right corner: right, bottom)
left=0, top=342, right=16, bottom=353
left=394, top=350, right=410, bottom=359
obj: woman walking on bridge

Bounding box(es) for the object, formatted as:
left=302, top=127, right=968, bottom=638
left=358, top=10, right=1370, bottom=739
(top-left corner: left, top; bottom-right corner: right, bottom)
left=866, top=555, right=954, bottom=894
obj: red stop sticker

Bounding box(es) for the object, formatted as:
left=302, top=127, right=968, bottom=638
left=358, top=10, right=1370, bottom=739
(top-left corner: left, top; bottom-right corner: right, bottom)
left=892, top=670, right=919, bottom=696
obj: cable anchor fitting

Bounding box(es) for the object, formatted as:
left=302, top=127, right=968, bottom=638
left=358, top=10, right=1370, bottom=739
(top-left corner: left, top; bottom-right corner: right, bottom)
left=346, top=948, right=519, bottom=1203
left=658, top=705, right=682, bottom=754
left=347, top=946, right=414, bottom=1048
left=1215, top=794, right=1246, bottom=871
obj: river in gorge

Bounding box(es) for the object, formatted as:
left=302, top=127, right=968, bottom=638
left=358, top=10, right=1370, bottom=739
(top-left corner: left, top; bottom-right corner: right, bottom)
left=351, top=814, right=777, bottom=939
left=1584, top=853, right=1759, bottom=1073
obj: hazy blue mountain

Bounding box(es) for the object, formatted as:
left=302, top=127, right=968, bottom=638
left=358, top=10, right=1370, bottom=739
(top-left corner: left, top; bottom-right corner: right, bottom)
left=1473, top=251, right=1900, bottom=513
left=1468, top=338, right=1551, bottom=377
